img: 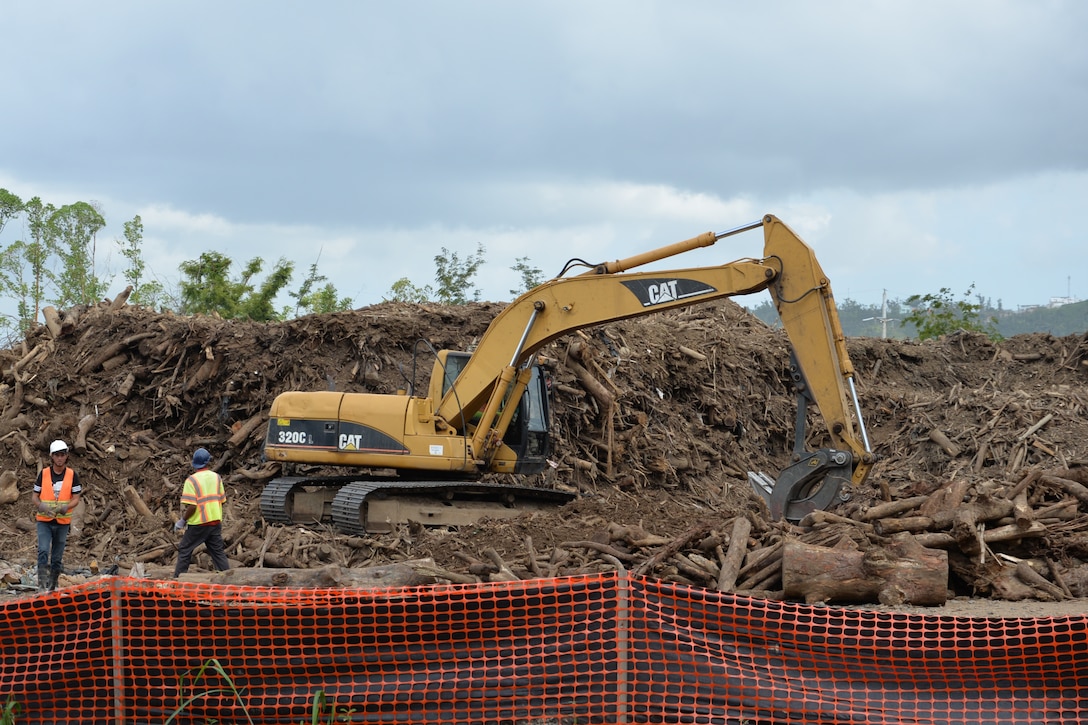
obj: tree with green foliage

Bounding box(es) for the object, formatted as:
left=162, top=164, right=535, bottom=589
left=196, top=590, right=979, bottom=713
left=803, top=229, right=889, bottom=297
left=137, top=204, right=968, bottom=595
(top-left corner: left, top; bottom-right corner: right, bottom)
left=238, top=257, right=294, bottom=321
left=289, top=258, right=354, bottom=316
left=383, top=242, right=487, bottom=304
left=178, top=251, right=294, bottom=321
left=0, top=192, right=115, bottom=329
left=0, top=188, right=22, bottom=235
left=0, top=189, right=30, bottom=338
left=22, top=197, right=59, bottom=326
left=384, top=277, right=433, bottom=303
left=117, top=215, right=165, bottom=308
left=902, top=284, right=1002, bottom=341
left=0, top=240, right=35, bottom=338
left=433, top=243, right=485, bottom=304
left=50, top=201, right=109, bottom=307
left=510, top=256, right=544, bottom=296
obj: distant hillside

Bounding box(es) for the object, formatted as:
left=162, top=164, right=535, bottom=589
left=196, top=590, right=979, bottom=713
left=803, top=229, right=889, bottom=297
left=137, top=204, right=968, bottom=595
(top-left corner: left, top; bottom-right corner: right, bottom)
left=747, top=298, right=1088, bottom=338
left=995, top=299, right=1088, bottom=337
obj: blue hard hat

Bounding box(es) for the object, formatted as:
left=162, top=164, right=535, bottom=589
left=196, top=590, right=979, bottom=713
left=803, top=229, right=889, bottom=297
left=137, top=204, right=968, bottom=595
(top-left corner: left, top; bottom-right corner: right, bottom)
left=191, top=447, right=211, bottom=468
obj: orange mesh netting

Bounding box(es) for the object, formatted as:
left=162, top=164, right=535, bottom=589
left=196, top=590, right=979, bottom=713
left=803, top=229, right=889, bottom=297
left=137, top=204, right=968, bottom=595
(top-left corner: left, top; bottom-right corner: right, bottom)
left=1, top=573, right=1084, bottom=723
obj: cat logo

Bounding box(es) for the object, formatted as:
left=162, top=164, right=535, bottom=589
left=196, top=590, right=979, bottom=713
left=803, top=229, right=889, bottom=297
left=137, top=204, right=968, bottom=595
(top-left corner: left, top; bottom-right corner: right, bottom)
left=339, top=433, right=363, bottom=450
left=621, top=278, right=717, bottom=307
left=646, top=280, right=679, bottom=305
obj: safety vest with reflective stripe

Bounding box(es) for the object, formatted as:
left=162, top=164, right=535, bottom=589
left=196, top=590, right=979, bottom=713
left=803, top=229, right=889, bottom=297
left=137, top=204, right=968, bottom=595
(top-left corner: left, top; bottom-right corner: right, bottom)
left=181, top=469, right=225, bottom=525
left=37, top=467, right=75, bottom=524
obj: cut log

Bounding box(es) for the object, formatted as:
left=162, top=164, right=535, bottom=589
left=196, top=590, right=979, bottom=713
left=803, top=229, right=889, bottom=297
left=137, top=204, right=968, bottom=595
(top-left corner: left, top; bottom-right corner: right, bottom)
left=873, top=515, right=933, bottom=535
left=74, top=413, right=97, bottom=452
left=1014, top=561, right=1065, bottom=601
left=42, top=306, right=65, bottom=339
left=0, top=470, right=18, bottom=505
left=79, top=332, right=156, bottom=374
left=608, top=522, right=671, bottom=548
left=181, top=349, right=222, bottom=393
left=920, top=478, right=971, bottom=516
left=118, top=372, right=137, bottom=398
left=565, top=356, right=614, bottom=411
left=861, top=495, right=928, bottom=521
left=633, top=522, right=712, bottom=577
left=122, top=485, right=157, bottom=521
left=678, top=345, right=707, bottom=362
left=1038, top=474, right=1088, bottom=506
left=782, top=534, right=948, bottom=606
left=928, top=429, right=962, bottom=457
left=1018, top=413, right=1054, bottom=441
left=13, top=344, right=48, bottom=377
left=79, top=341, right=125, bottom=374
left=227, top=412, right=266, bottom=449
left=715, top=517, right=750, bottom=592
left=482, top=547, right=520, bottom=581
left=913, top=520, right=1047, bottom=549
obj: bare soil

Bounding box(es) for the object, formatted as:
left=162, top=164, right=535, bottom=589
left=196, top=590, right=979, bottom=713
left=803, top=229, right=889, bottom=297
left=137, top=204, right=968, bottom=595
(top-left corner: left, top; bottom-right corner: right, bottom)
left=2, top=297, right=1087, bottom=618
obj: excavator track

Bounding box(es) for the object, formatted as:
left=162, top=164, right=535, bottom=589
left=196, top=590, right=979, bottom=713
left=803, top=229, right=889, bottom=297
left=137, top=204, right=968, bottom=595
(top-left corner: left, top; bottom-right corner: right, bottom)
left=260, top=476, right=576, bottom=535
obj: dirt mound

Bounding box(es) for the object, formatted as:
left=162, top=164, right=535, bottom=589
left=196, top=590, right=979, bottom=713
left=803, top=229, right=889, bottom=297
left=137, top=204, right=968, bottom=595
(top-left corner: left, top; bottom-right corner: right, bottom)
left=2, top=296, right=1088, bottom=609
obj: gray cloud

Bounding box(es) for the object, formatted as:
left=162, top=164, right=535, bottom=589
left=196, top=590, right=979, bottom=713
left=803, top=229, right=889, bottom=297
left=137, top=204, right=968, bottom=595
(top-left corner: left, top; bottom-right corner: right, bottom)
left=2, top=1, right=1085, bottom=311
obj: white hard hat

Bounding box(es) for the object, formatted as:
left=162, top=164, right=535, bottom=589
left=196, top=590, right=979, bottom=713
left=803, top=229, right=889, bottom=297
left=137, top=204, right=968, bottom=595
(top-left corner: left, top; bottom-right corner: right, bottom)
left=50, top=440, right=69, bottom=455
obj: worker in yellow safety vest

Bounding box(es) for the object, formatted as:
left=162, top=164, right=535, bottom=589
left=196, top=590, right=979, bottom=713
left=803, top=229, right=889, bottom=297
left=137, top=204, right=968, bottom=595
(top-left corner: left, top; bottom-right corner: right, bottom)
left=34, top=439, right=83, bottom=591
left=173, top=447, right=230, bottom=576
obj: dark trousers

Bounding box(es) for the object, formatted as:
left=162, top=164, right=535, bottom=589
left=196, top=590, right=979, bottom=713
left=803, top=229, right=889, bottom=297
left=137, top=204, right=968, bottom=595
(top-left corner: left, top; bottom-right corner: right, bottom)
left=174, top=522, right=230, bottom=576
left=37, top=520, right=69, bottom=574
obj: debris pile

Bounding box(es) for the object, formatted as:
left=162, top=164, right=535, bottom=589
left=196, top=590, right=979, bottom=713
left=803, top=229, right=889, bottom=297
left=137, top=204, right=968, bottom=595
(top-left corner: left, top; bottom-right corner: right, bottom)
left=1, top=294, right=1087, bottom=606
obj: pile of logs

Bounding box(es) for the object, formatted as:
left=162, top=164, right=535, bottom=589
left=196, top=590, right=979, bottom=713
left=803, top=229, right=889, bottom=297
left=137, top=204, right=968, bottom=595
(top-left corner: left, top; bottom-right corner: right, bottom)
left=292, top=466, right=1084, bottom=608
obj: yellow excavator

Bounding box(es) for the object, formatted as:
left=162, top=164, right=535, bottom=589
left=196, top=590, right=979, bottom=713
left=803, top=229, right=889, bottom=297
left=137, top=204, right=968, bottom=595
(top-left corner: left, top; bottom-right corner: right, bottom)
left=261, top=215, right=875, bottom=533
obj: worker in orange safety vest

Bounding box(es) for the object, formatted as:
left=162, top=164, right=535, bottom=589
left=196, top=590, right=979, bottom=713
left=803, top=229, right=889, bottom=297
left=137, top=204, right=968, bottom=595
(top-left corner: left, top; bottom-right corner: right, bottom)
left=173, top=447, right=231, bottom=576
left=34, top=439, right=83, bottom=591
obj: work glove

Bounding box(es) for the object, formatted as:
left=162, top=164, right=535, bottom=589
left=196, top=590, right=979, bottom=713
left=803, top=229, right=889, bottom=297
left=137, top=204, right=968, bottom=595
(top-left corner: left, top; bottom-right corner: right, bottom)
left=55, top=504, right=68, bottom=515
left=37, top=502, right=51, bottom=514
left=174, top=518, right=187, bottom=532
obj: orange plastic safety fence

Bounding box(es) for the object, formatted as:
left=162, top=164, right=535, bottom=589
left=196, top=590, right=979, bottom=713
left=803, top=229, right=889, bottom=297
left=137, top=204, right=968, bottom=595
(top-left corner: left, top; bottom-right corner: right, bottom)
left=1, top=573, right=1085, bottom=724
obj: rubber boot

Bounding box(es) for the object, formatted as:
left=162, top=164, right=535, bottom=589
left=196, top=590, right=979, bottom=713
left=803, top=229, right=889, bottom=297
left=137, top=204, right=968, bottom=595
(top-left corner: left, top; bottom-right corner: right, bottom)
left=38, top=568, right=49, bottom=592
left=49, top=566, right=62, bottom=591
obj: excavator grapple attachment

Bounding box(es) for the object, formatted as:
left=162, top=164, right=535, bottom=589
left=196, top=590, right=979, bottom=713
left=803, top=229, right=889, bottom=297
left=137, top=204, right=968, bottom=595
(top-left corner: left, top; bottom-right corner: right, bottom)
left=749, top=448, right=854, bottom=522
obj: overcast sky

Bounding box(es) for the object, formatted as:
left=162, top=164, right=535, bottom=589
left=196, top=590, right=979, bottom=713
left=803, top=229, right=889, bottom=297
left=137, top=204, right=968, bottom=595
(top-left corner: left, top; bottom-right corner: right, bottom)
left=2, top=1, right=1085, bottom=319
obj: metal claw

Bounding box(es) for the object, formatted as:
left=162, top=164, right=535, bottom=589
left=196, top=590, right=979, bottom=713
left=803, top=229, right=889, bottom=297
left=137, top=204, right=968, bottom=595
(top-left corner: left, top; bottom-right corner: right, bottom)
left=749, top=449, right=854, bottom=523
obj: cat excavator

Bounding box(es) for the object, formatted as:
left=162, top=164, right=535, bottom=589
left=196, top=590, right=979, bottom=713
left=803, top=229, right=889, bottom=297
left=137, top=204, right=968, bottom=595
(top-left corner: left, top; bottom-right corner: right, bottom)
left=261, top=214, right=875, bottom=534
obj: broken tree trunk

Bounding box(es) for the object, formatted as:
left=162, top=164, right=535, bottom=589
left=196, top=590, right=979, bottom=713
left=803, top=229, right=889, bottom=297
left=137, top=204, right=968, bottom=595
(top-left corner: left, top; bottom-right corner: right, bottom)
left=782, top=534, right=948, bottom=606
left=110, top=285, right=133, bottom=310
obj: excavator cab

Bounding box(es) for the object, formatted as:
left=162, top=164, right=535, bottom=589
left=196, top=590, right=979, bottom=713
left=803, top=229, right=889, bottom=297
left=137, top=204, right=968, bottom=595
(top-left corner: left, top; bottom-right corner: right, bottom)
left=437, top=352, right=551, bottom=475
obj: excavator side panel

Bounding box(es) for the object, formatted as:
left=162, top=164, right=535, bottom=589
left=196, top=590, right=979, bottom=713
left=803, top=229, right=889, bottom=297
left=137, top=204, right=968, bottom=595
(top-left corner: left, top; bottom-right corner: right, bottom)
left=265, top=391, right=475, bottom=473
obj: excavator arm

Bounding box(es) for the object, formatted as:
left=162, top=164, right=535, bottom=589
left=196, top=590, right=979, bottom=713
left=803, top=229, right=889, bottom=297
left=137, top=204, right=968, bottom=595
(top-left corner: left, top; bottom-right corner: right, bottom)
left=436, top=214, right=874, bottom=520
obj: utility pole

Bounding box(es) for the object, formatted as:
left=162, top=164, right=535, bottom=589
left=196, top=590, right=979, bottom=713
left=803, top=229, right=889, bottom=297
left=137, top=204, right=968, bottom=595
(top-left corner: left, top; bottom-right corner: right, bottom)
left=863, top=289, right=898, bottom=339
